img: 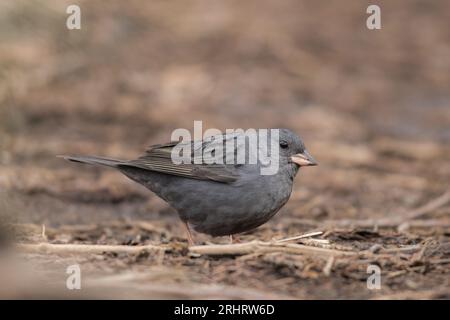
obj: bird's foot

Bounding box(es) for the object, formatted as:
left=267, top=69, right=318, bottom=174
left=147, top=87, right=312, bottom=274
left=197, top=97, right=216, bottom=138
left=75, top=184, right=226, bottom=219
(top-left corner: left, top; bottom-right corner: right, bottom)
left=229, top=234, right=241, bottom=244
left=183, top=221, right=195, bottom=246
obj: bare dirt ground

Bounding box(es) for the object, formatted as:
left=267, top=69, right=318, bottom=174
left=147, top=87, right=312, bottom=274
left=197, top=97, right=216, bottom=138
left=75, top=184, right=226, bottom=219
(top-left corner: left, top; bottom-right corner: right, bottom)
left=0, top=0, right=449, bottom=299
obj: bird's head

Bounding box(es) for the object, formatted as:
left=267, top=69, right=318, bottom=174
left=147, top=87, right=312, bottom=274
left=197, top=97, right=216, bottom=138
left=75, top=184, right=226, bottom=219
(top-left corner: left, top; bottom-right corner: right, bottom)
left=278, top=128, right=317, bottom=168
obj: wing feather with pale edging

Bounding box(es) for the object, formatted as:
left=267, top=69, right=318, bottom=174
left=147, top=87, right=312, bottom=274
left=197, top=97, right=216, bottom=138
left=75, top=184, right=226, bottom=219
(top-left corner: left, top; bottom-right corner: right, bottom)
left=124, top=133, right=245, bottom=183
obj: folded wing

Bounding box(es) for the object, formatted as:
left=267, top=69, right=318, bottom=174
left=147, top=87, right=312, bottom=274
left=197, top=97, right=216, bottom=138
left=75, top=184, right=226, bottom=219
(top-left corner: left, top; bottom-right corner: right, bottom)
left=127, top=132, right=248, bottom=183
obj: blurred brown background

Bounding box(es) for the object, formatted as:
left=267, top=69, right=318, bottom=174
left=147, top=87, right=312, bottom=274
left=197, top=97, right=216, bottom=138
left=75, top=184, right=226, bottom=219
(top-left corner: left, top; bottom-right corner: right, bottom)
left=0, top=0, right=449, bottom=299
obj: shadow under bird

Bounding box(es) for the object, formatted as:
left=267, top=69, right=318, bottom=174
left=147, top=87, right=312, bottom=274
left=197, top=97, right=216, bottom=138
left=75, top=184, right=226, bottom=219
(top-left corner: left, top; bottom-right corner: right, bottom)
left=60, top=128, right=317, bottom=245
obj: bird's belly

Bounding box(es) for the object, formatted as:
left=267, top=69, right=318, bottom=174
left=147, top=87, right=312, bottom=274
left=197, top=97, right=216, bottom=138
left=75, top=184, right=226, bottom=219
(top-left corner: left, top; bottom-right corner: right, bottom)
left=120, top=167, right=293, bottom=237
left=164, top=178, right=292, bottom=236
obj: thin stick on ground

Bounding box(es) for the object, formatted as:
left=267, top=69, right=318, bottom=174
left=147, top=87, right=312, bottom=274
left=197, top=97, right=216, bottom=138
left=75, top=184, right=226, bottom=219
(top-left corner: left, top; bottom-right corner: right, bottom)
left=322, top=256, right=335, bottom=276
left=14, top=239, right=424, bottom=257
left=189, top=240, right=356, bottom=257
left=275, top=231, right=323, bottom=243
left=16, top=242, right=167, bottom=255
left=15, top=240, right=355, bottom=256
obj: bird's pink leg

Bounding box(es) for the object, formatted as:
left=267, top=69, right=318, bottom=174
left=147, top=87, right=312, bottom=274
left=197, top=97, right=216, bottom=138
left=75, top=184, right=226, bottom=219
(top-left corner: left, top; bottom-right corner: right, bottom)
left=183, top=221, right=195, bottom=246
left=229, top=234, right=241, bottom=244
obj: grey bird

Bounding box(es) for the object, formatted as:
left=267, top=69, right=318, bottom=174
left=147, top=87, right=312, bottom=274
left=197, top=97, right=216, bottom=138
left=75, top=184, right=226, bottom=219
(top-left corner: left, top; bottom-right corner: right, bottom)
left=60, top=129, right=317, bottom=245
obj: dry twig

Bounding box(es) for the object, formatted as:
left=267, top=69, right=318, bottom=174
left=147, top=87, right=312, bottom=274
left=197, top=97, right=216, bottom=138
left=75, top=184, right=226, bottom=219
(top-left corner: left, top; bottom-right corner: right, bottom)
left=275, top=231, right=323, bottom=243
left=322, top=256, right=335, bottom=276
left=16, top=242, right=167, bottom=254
left=189, top=240, right=356, bottom=257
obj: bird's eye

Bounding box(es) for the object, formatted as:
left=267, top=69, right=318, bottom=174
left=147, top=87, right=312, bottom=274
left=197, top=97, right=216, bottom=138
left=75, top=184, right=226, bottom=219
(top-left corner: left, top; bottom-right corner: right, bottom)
left=280, top=141, right=289, bottom=149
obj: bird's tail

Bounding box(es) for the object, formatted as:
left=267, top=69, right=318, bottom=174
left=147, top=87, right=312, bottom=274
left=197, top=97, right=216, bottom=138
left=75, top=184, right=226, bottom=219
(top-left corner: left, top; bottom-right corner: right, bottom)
left=58, top=155, right=126, bottom=167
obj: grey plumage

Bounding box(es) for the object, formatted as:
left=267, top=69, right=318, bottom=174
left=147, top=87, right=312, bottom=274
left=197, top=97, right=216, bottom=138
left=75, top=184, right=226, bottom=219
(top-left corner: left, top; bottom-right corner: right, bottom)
left=60, top=129, right=316, bottom=238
